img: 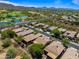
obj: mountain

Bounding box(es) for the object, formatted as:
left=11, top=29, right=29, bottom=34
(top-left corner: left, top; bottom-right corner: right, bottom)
left=0, top=3, right=28, bottom=10
left=0, top=3, right=76, bottom=11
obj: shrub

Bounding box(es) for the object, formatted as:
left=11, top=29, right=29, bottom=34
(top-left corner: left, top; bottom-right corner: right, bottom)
left=2, top=38, right=12, bottom=48
left=62, top=37, right=70, bottom=47
left=51, top=28, right=61, bottom=38
left=1, top=29, right=17, bottom=39
left=15, top=35, right=23, bottom=43
left=21, top=53, right=30, bottom=59
left=28, top=43, right=43, bottom=59
left=6, top=48, right=16, bottom=59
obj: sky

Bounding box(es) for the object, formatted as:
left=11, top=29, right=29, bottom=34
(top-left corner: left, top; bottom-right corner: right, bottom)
left=0, top=0, right=79, bottom=9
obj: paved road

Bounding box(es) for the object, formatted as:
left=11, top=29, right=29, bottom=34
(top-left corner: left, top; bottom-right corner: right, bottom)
left=69, top=42, right=79, bottom=49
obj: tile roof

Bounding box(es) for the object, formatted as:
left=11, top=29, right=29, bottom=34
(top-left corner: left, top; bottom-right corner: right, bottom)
left=44, top=41, right=65, bottom=59
left=13, top=28, right=24, bottom=33
left=17, top=29, right=33, bottom=36
left=34, top=35, right=51, bottom=45
left=24, top=33, right=42, bottom=42
left=61, top=47, right=79, bottom=59
left=63, top=31, right=77, bottom=38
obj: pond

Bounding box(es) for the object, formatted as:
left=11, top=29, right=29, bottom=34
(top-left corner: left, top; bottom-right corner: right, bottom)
left=20, top=16, right=28, bottom=18
left=0, top=16, right=28, bottom=26
left=12, top=16, right=28, bottom=19
left=13, top=19, right=21, bottom=23
left=0, top=22, right=10, bottom=24
left=0, top=22, right=14, bottom=27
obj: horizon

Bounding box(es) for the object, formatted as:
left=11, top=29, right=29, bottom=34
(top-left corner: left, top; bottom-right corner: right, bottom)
left=0, top=0, right=79, bottom=9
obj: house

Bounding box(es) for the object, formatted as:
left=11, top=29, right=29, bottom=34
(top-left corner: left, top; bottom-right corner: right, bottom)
left=34, top=23, right=45, bottom=27
left=35, top=23, right=45, bottom=26
left=44, top=41, right=65, bottom=59
left=13, top=28, right=24, bottom=33
left=14, top=25, right=20, bottom=28
left=48, top=26, right=57, bottom=31
left=0, top=53, right=6, bottom=59
left=61, top=47, right=79, bottom=59
left=43, top=25, right=49, bottom=29
left=1, top=28, right=9, bottom=31
left=15, top=56, right=21, bottom=59
left=23, top=33, right=42, bottom=43
left=36, top=28, right=43, bottom=32
left=30, top=22, right=38, bottom=25
left=17, top=29, right=33, bottom=36
left=58, top=28, right=66, bottom=33
left=63, top=31, right=77, bottom=39
left=33, top=35, right=51, bottom=46
left=22, top=27, right=29, bottom=30
left=77, top=33, right=79, bottom=39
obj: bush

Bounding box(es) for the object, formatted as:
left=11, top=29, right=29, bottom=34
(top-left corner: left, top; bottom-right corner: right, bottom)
left=6, top=48, right=16, bottom=59
left=62, top=37, right=70, bottom=47
left=1, top=29, right=17, bottom=39
left=51, top=28, right=61, bottom=38
left=21, top=53, right=30, bottom=59
left=2, top=38, right=12, bottom=48
left=15, top=35, right=23, bottom=43
left=28, top=43, right=43, bottom=59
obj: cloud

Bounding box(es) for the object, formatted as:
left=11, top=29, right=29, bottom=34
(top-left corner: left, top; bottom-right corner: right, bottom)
left=0, top=0, right=41, bottom=7
left=52, top=0, right=69, bottom=8
left=0, top=0, right=52, bottom=7
left=0, top=0, right=79, bottom=9
left=0, top=1, right=20, bottom=6
left=0, top=1, right=39, bottom=7
left=72, top=0, right=79, bottom=5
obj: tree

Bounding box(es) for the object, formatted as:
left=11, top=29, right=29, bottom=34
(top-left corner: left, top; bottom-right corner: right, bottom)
left=28, top=43, right=44, bottom=59
left=6, top=14, right=12, bottom=18
left=6, top=48, right=16, bottom=59
left=51, top=28, right=61, bottom=38
left=62, top=38, right=70, bottom=47
left=1, top=29, right=17, bottom=39
left=0, top=30, right=1, bottom=34
left=15, top=35, right=23, bottom=43
left=21, top=53, right=30, bottom=59
left=75, top=38, right=79, bottom=43
left=2, top=38, right=12, bottom=48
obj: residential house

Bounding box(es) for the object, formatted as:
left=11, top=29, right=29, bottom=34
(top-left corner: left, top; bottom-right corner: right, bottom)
left=58, top=28, right=66, bottom=33
left=34, top=23, right=45, bottom=28
left=0, top=53, right=6, bottom=59
left=23, top=33, right=42, bottom=44
left=33, top=35, right=51, bottom=46
left=61, top=47, right=79, bottom=59
left=77, top=33, right=79, bottom=39
left=44, top=41, right=65, bottom=59
left=1, top=28, right=9, bottom=31
left=15, top=56, right=21, bottom=59
left=30, top=22, right=38, bottom=26
left=13, top=28, right=24, bottom=33
left=63, top=31, right=77, bottom=40
left=43, top=25, right=49, bottom=29
left=48, top=26, right=57, bottom=31
left=17, top=29, right=33, bottom=36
